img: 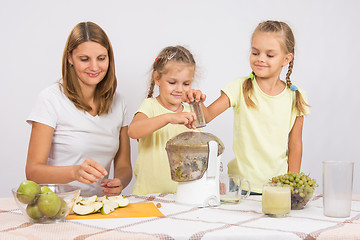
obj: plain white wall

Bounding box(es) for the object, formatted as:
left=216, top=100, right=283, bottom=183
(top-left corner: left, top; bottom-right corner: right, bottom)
left=1, top=0, right=359, bottom=197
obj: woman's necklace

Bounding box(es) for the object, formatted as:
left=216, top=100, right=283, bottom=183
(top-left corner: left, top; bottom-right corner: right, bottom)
left=157, top=97, right=182, bottom=112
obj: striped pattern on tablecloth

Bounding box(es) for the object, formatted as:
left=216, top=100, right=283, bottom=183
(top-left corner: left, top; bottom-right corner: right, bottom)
left=1, top=194, right=359, bottom=240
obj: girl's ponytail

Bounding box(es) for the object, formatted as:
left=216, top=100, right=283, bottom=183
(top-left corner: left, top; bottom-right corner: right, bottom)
left=285, top=59, right=310, bottom=115
left=243, top=72, right=256, bottom=108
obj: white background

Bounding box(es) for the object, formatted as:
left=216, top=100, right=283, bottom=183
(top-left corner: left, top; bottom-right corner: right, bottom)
left=1, top=0, right=359, bottom=197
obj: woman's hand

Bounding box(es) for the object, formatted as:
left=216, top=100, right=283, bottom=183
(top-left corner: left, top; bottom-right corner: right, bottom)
left=182, top=89, right=206, bottom=103
left=74, top=158, right=108, bottom=184
left=100, top=178, right=124, bottom=196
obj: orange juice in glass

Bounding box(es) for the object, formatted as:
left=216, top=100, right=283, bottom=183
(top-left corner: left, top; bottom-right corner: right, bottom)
left=262, top=183, right=291, bottom=217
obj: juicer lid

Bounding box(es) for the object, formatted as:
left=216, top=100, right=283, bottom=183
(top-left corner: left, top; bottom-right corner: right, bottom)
left=166, top=131, right=225, bottom=156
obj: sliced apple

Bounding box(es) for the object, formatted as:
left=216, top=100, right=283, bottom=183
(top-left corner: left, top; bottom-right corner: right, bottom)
left=75, top=196, right=83, bottom=204
left=100, top=204, right=114, bottom=215
left=109, top=195, right=130, bottom=207
left=73, top=204, right=95, bottom=215
left=81, top=195, right=97, bottom=205
left=97, top=196, right=107, bottom=202
left=89, top=201, right=103, bottom=212
left=101, top=198, right=119, bottom=209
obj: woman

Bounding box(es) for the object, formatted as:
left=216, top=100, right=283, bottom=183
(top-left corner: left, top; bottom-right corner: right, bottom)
left=26, top=22, right=132, bottom=197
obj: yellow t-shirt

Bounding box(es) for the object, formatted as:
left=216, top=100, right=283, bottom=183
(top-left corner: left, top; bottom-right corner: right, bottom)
left=132, top=98, right=200, bottom=195
left=222, top=77, right=309, bottom=193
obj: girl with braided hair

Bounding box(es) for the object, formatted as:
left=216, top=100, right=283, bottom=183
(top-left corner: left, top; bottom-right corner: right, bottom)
left=128, top=46, right=200, bottom=195
left=184, top=21, right=310, bottom=194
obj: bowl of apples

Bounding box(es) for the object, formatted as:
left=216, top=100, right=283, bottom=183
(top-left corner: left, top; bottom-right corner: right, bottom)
left=12, top=180, right=81, bottom=223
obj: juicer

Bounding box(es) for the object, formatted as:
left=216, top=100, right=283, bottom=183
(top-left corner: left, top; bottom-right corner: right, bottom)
left=166, top=132, right=224, bottom=207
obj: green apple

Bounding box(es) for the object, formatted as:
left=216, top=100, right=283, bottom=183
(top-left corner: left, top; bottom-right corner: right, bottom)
left=37, top=193, right=61, bottom=217
left=26, top=203, right=43, bottom=220
left=16, top=180, right=41, bottom=204
left=41, top=186, right=54, bottom=194
left=55, top=199, right=68, bottom=219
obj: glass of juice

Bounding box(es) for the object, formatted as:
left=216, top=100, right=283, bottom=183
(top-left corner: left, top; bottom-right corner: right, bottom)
left=262, top=183, right=291, bottom=217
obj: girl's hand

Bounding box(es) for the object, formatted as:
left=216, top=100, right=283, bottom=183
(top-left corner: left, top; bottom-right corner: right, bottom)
left=168, top=112, right=197, bottom=129
left=74, top=158, right=108, bottom=184
left=101, top=178, right=124, bottom=196
left=183, top=89, right=206, bottom=103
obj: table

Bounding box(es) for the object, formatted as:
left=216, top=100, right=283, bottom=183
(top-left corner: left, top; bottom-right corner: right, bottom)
left=1, top=194, right=360, bottom=240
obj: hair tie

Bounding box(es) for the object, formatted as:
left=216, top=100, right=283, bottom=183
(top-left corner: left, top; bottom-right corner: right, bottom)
left=249, top=73, right=255, bottom=80
left=290, top=84, right=298, bottom=91
left=154, top=57, right=158, bottom=62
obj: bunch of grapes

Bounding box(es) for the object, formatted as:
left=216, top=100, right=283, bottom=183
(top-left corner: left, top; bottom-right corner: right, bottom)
left=270, top=172, right=317, bottom=210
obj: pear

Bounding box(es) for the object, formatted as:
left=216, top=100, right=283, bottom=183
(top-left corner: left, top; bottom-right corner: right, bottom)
left=37, top=192, right=61, bottom=217
left=26, top=203, right=43, bottom=220
left=16, top=180, right=41, bottom=204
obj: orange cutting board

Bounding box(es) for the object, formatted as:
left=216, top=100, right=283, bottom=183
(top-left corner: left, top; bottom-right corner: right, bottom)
left=66, top=202, right=164, bottom=220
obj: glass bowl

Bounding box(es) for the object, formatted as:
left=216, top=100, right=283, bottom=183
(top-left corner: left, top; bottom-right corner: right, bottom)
left=12, top=184, right=81, bottom=223
left=290, top=185, right=318, bottom=210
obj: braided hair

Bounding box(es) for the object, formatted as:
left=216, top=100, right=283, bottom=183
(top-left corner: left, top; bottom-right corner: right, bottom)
left=147, top=46, right=196, bottom=98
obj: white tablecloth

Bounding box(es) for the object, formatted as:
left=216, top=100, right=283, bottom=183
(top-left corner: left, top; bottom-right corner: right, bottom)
left=1, top=194, right=360, bottom=239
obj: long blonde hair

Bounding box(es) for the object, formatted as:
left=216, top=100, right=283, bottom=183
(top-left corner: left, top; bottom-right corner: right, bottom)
left=147, top=45, right=196, bottom=98
left=243, top=20, right=309, bottom=115
left=61, top=21, right=117, bottom=115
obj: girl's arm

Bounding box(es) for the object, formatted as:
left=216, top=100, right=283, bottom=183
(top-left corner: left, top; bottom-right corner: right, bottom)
left=101, top=126, right=132, bottom=196
left=26, top=122, right=107, bottom=184
left=203, top=92, right=231, bottom=123
left=288, top=116, right=304, bottom=173
left=184, top=90, right=230, bottom=123
left=128, top=111, right=196, bottom=139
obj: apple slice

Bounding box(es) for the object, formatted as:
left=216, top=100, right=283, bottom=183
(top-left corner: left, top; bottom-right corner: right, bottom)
left=81, top=195, right=97, bottom=205
left=100, top=203, right=115, bottom=215
left=73, top=204, right=95, bottom=215
left=75, top=196, right=83, bottom=204
left=97, top=196, right=107, bottom=202
left=109, top=195, right=130, bottom=207
left=89, top=201, right=103, bottom=213
left=101, top=198, right=119, bottom=209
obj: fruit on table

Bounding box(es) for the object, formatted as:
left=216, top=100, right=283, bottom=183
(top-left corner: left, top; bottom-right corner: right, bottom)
left=270, top=172, right=317, bottom=210
left=72, top=195, right=130, bottom=215
left=73, top=204, right=96, bottom=215
left=55, top=199, right=68, bottom=218
left=37, top=193, right=62, bottom=217
left=41, top=186, right=54, bottom=194
left=26, top=203, right=44, bottom=220
left=15, top=181, right=74, bottom=221
left=16, top=180, right=42, bottom=204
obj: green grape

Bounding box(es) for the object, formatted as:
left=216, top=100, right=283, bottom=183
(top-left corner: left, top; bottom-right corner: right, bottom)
left=269, top=172, right=317, bottom=210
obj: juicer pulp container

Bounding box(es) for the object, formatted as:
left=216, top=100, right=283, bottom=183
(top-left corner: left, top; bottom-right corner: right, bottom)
left=166, top=132, right=224, bottom=182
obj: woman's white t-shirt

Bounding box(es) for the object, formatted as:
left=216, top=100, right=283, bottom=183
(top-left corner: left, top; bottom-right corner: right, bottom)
left=27, top=83, right=129, bottom=197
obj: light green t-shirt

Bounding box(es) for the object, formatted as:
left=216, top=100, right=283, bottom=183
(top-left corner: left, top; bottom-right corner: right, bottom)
left=132, top=98, right=200, bottom=195
left=222, top=77, right=309, bottom=193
